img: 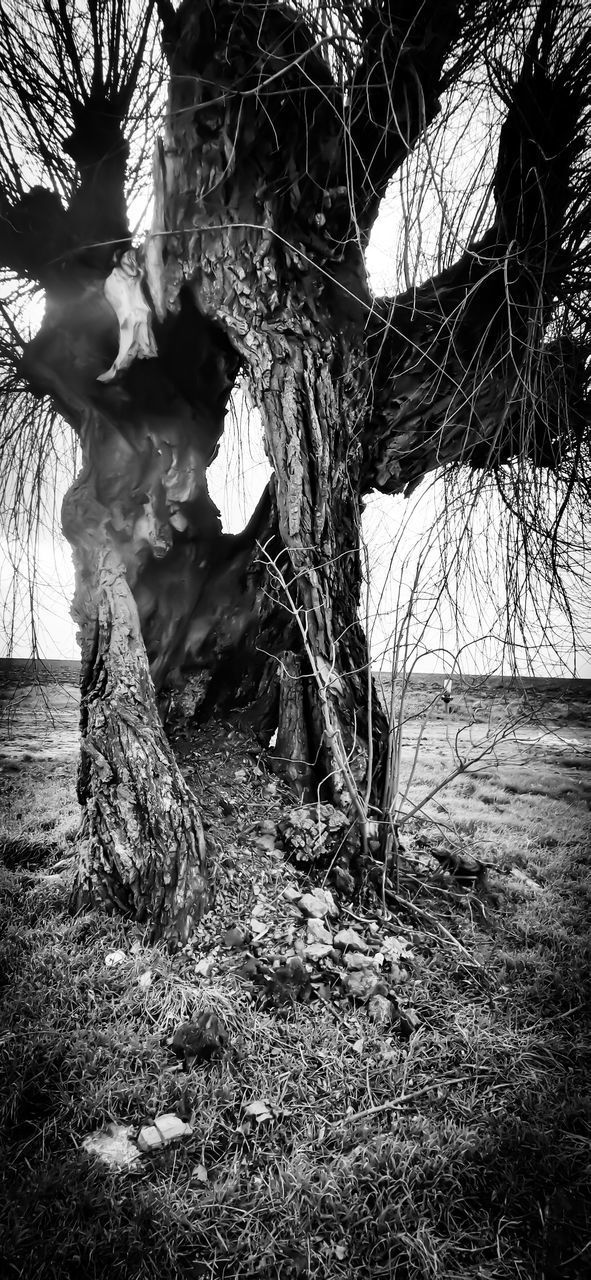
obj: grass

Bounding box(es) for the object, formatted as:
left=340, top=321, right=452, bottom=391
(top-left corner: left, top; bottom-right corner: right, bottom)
left=0, top=676, right=590, bottom=1278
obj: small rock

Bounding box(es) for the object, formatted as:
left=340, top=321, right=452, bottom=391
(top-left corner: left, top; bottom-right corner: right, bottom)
left=258, top=819, right=277, bottom=836
left=194, top=957, right=213, bottom=978
left=154, top=1113, right=192, bottom=1144
left=298, top=892, right=330, bottom=918
left=313, top=887, right=338, bottom=918
left=305, top=942, right=333, bottom=961
left=105, top=949, right=126, bottom=968
left=334, top=928, right=369, bottom=953
left=307, top=919, right=333, bottom=945
left=234, top=769, right=247, bottom=782
left=255, top=833, right=277, bottom=851
left=282, top=886, right=302, bottom=903
left=343, top=951, right=376, bottom=970
left=343, top=969, right=378, bottom=1000
left=137, top=969, right=153, bottom=989
left=368, top=994, right=394, bottom=1026
left=137, top=1124, right=162, bottom=1153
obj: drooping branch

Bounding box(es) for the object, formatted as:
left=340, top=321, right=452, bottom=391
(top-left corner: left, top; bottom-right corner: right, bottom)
left=347, top=0, right=460, bottom=233
left=0, top=1, right=159, bottom=283
left=361, top=0, right=590, bottom=496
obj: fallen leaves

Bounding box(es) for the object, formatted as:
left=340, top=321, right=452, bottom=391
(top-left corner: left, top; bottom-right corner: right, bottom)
left=238, top=1099, right=279, bottom=1132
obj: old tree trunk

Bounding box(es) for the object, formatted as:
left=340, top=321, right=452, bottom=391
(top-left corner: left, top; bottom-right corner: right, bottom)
left=5, top=1, right=585, bottom=944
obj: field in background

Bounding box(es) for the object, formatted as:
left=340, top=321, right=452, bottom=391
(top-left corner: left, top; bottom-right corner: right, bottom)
left=0, top=660, right=590, bottom=1278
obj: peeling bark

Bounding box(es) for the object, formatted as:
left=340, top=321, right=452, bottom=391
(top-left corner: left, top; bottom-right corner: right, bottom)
left=22, top=261, right=237, bottom=943
left=3, top=0, right=587, bottom=936
left=150, top=0, right=389, bottom=807
left=70, top=544, right=209, bottom=947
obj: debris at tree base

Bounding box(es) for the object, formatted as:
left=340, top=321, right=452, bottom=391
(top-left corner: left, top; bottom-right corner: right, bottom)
left=221, top=925, right=249, bottom=949
left=170, top=1012, right=228, bottom=1067
left=343, top=968, right=380, bottom=1000
left=278, top=805, right=356, bottom=867
left=509, top=867, right=546, bottom=894
left=368, top=994, right=395, bottom=1026
left=306, top=941, right=333, bottom=960
left=239, top=1100, right=278, bottom=1132
left=343, top=950, right=376, bottom=970
left=307, top=918, right=333, bottom=945
left=297, top=890, right=335, bottom=919
left=334, top=927, right=368, bottom=952
left=82, top=1123, right=140, bottom=1169
left=137, top=1113, right=193, bottom=1153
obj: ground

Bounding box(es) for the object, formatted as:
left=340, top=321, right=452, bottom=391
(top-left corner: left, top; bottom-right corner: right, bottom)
left=0, top=660, right=590, bottom=1279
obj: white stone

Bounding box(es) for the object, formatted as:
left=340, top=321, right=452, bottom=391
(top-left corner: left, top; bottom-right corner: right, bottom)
left=343, top=951, right=376, bottom=970
left=154, top=1113, right=192, bottom=1144
left=334, top=928, right=369, bottom=952
left=307, top=918, right=333, bottom=945
left=305, top=942, right=333, bottom=961
left=298, top=892, right=329, bottom=918
left=137, top=1124, right=162, bottom=1153
left=313, top=887, right=338, bottom=917
left=282, top=886, right=302, bottom=903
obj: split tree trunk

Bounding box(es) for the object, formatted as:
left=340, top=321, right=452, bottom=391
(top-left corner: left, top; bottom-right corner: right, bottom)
left=22, top=274, right=237, bottom=945
left=145, top=0, right=390, bottom=815
left=9, top=0, right=578, bottom=945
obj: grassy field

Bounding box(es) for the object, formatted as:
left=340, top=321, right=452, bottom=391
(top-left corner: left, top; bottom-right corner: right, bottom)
left=0, top=663, right=590, bottom=1278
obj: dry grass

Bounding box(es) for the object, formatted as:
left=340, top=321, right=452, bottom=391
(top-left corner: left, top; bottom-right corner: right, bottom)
left=0, top=671, right=590, bottom=1279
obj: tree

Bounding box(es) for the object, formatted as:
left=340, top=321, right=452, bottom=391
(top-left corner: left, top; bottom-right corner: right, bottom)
left=0, top=0, right=589, bottom=946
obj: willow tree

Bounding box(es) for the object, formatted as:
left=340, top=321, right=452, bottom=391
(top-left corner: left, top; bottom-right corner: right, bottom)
left=0, top=0, right=589, bottom=944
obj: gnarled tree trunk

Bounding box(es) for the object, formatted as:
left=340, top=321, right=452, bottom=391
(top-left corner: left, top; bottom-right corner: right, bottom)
left=3, top=0, right=585, bottom=944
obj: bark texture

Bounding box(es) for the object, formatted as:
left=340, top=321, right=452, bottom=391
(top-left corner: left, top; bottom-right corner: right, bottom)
left=1, top=0, right=587, bottom=940
left=70, top=544, right=209, bottom=946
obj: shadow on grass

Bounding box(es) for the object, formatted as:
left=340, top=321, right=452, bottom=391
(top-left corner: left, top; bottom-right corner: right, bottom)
left=0, top=807, right=590, bottom=1277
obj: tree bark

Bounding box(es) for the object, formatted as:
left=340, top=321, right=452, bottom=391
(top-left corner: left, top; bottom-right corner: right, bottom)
left=2, top=0, right=587, bottom=941
left=148, top=0, right=391, bottom=811
left=21, top=271, right=235, bottom=944
left=69, top=541, right=209, bottom=946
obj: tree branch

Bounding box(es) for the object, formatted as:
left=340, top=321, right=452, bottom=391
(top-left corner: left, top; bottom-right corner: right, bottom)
left=347, top=0, right=460, bottom=233
left=361, top=0, right=590, bottom=493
